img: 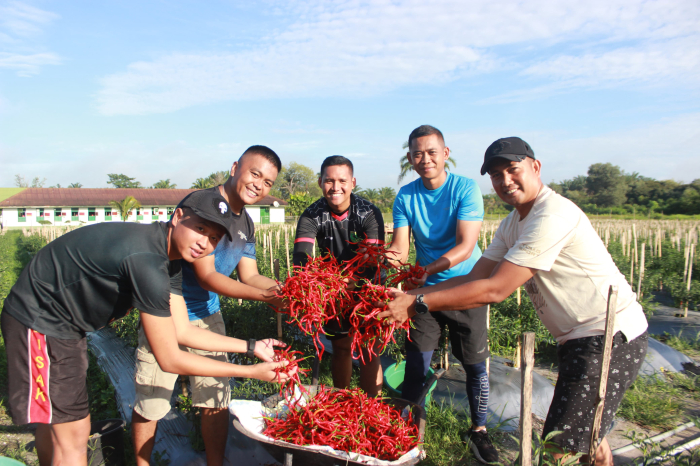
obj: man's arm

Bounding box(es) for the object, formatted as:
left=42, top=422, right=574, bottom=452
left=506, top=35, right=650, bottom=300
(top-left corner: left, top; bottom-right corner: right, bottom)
left=166, top=293, right=282, bottom=359
left=378, top=258, right=537, bottom=324
left=191, top=254, right=276, bottom=303
left=140, top=311, right=291, bottom=381
left=237, top=256, right=278, bottom=289
left=385, top=225, right=410, bottom=266
left=419, top=219, right=482, bottom=281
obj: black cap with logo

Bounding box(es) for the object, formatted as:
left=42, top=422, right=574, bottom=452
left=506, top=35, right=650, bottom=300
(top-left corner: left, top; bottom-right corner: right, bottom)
left=480, top=137, right=536, bottom=175
left=179, top=189, right=234, bottom=240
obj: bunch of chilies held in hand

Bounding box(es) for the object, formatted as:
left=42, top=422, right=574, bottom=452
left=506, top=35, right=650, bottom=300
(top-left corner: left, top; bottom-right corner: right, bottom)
left=263, top=238, right=424, bottom=460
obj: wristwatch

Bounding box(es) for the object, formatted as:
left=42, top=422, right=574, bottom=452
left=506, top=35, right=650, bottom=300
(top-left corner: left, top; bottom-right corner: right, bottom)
left=415, top=294, right=429, bottom=314
left=246, top=339, right=256, bottom=359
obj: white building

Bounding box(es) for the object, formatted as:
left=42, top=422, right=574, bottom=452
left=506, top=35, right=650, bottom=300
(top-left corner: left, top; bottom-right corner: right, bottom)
left=0, top=188, right=286, bottom=228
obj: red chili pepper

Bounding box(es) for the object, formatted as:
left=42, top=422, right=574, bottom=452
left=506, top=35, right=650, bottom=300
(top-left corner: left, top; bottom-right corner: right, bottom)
left=272, top=347, right=311, bottom=398
left=263, top=386, right=420, bottom=461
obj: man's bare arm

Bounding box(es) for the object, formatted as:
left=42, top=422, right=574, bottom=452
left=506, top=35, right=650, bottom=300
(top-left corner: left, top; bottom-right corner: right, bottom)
left=378, top=259, right=537, bottom=325
left=385, top=225, right=410, bottom=266
left=167, top=293, right=282, bottom=360
left=237, top=256, right=278, bottom=289
left=404, top=256, right=498, bottom=295
left=192, top=254, right=275, bottom=302
left=141, top=312, right=291, bottom=381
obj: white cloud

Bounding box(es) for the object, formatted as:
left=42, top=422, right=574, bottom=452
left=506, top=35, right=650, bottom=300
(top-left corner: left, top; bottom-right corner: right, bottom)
left=0, top=51, right=60, bottom=76
left=0, top=1, right=60, bottom=76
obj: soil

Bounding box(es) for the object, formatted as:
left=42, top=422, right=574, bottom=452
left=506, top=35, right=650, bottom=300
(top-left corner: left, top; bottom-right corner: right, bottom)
left=0, top=405, right=39, bottom=465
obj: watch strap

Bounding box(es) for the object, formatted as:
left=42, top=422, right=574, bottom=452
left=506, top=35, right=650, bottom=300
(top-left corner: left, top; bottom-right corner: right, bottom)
left=246, top=339, right=256, bottom=359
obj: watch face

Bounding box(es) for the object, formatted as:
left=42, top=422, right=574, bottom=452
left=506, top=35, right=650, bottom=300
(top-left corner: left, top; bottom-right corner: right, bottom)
left=416, top=302, right=429, bottom=314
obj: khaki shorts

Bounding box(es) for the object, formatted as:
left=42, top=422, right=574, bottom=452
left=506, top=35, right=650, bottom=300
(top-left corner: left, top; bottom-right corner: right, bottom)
left=133, top=312, right=231, bottom=421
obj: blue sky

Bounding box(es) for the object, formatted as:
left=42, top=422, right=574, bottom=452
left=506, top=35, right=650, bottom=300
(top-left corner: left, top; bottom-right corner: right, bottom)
left=1, top=0, right=699, bottom=194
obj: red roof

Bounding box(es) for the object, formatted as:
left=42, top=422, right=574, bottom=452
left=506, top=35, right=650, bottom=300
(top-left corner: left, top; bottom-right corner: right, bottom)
left=0, top=188, right=287, bottom=207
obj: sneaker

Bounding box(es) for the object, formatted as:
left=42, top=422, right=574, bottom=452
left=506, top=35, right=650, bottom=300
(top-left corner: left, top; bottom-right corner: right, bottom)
left=464, top=429, right=500, bottom=464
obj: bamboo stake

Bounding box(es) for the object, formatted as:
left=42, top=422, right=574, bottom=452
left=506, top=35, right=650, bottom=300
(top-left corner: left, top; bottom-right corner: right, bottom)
left=269, top=234, right=274, bottom=277
left=519, top=332, right=536, bottom=466
left=589, top=285, right=618, bottom=464
left=274, top=259, right=282, bottom=338
left=637, top=244, right=645, bottom=300
left=685, top=244, right=694, bottom=318
left=515, top=287, right=522, bottom=369
left=633, top=224, right=638, bottom=264
left=629, top=251, right=635, bottom=288
left=284, top=227, right=291, bottom=276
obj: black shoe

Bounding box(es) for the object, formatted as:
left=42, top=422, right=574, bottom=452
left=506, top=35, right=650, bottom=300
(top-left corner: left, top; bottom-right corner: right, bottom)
left=464, top=429, right=500, bottom=464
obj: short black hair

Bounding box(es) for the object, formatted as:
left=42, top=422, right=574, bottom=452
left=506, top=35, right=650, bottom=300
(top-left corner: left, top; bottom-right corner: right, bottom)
left=320, top=155, right=353, bottom=177
left=408, top=125, right=445, bottom=149
left=241, top=145, right=282, bottom=173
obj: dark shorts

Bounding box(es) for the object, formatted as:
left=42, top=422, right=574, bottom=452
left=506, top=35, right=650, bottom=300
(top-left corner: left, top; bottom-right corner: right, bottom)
left=543, top=331, right=648, bottom=452
left=1, top=311, right=89, bottom=425
left=405, top=306, right=490, bottom=365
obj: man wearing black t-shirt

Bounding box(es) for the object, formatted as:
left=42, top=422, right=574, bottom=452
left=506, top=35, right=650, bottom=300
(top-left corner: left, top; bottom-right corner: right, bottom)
left=1, top=189, right=292, bottom=466
left=293, top=156, right=385, bottom=396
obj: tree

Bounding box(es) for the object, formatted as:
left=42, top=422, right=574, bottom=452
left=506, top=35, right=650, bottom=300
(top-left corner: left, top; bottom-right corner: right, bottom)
left=397, top=141, right=457, bottom=184
left=68, top=182, right=83, bottom=188
left=107, top=174, right=142, bottom=189
left=270, top=162, right=321, bottom=200
left=151, top=179, right=177, bottom=189
left=15, top=174, right=46, bottom=188
left=190, top=171, right=229, bottom=189
left=287, top=192, right=315, bottom=217
left=586, top=163, right=627, bottom=207
left=109, top=196, right=141, bottom=221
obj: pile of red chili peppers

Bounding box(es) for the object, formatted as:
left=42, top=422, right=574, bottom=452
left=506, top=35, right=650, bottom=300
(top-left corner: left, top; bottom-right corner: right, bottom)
left=263, top=386, right=420, bottom=461
left=275, top=235, right=426, bottom=360
left=272, top=347, right=311, bottom=398
left=274, top=255, right=352, bottom=358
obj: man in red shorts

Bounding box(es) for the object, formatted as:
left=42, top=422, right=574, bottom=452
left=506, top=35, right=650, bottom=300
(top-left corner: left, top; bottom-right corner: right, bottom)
left=1, top=188, right=293, bottom=466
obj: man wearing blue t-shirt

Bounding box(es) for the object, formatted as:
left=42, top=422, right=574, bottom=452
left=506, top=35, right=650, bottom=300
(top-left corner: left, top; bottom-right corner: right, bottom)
left=386, top=125, right=498, bottom=464
left=132, top=146, right=284, bottom=466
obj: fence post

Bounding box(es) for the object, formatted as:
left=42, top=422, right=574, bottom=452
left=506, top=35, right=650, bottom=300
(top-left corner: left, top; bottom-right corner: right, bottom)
left=588, top=285, right=618, bottom=464
left=519, top=332, right=535, bottom=466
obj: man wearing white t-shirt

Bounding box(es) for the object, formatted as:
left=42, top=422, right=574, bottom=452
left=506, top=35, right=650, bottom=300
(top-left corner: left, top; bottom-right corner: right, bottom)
left=378, top=137, right=648, bottom=465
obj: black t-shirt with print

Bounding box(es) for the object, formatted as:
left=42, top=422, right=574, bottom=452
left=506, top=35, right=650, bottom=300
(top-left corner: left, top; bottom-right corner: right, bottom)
left=3, top=222, right=182, bottom=339
left=293, top=194, right=385, bottom=281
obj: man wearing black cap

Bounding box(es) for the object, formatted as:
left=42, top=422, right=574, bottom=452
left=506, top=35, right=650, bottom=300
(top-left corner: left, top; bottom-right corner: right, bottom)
left=1, top=188, right=292, bottom=466
left=132, top=145, right=284, bottom=466
left=379, top=137, right=648, bottom=465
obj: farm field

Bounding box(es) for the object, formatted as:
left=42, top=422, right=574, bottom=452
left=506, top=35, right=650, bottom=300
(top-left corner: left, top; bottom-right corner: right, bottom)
left=0, top=217, right=698, bottom=465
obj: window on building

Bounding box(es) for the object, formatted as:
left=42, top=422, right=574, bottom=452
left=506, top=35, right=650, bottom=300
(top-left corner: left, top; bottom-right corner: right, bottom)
left=136, top=208, right=143, bottom=220
left=167, top=207, right=174, bottom=216
left=71, top=208, right=79, bottom=221
left=151, top=207, right=159, bottom=220
left=104, top=208, right=112, bottom=221
left=54, top=208, right=62, bottom=222
left=18, top=208, right=26, bottom=222
left=88, top=208, right=96, bottom=221
left=39, top=208, right=44, bottom=217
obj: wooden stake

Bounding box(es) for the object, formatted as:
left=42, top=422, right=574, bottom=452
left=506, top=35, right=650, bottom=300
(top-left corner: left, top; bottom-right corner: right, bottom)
left=588, top=285, right=618, bottom=464
left=274, top=259, right=282, bottom=338
left=515, top=287, right=522, bottom=369
left=629, top=251, right=635, bottom=288
left=519, top=332, right=536, bottom=466
left=284, top=227, right=291, bottom=276
left=637, top=244, right=645, bottom=300
left=685, top=244, right=695, bottom=318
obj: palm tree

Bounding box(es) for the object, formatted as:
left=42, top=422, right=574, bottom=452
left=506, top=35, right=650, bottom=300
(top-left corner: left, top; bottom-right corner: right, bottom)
left=398, top=141, right=457, bottom=184
left=68, top=182, right=83, bottom=188
left=109, top=196, right=141, bottom=221
left=151, top=179, right=177, bottom=189
left=378, top=187, right=396, bottom=210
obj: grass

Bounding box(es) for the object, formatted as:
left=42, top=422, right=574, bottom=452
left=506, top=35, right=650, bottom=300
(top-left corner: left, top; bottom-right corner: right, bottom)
left=618, top=374, right=684, bottom=430
left=653, top=331, right=700, bottom=362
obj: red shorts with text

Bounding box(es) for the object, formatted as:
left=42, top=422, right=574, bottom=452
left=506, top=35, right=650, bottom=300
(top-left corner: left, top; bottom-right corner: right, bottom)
left=1, top=311, right=89, bottom=425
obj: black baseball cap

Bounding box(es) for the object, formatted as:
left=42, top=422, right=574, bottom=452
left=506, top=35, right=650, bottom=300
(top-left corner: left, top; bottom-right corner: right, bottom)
left=179, top=189, right=234, bottom=240
left=480, top=137, right=536, bottom=175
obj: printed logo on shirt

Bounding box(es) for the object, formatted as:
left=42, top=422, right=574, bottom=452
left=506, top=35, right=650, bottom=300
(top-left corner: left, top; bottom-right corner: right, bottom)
left=238, top=231, right=247, bottom=240
left=519, top=244, right=541, bottom=256
left=524, top=278, right=546, bottom=315
left=219, top=202, right=228, bottom=215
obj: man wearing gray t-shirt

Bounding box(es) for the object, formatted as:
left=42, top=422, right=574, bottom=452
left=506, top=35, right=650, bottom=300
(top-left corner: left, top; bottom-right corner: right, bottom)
left=379, top=137, right=648, bottom=466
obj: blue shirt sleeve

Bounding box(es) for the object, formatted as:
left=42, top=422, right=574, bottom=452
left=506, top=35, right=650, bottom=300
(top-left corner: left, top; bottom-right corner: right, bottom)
left=457, top=179, right=484, bottom=221
left=392, top=188, right=410, bottom=228
left=242, top=242, right=256, bottom=260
